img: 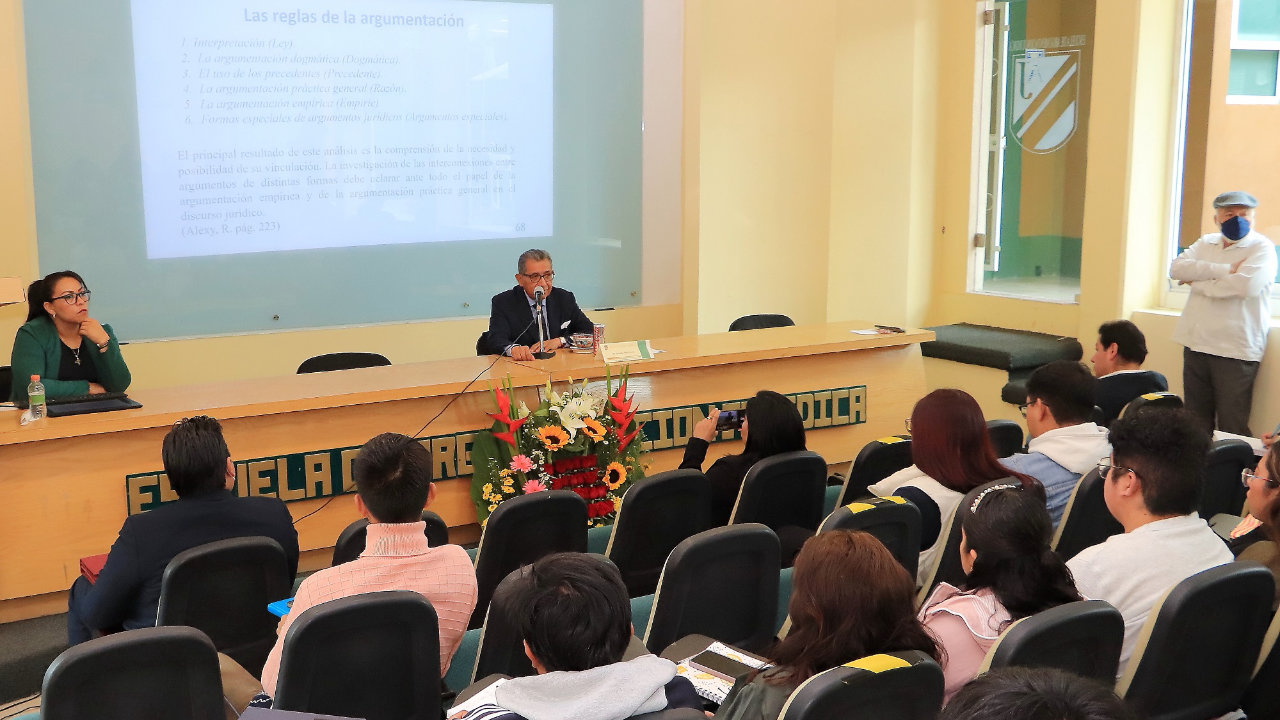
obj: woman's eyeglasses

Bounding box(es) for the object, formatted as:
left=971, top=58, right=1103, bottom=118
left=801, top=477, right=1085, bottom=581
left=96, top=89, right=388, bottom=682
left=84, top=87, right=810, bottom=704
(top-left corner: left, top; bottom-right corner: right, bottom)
left=51, top=290, right=91, bottom=305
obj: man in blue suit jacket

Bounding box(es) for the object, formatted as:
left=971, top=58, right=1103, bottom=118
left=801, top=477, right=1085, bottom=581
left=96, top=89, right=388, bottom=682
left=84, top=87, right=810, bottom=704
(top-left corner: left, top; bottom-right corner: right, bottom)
left=66, top=415, right=299, bottom=645
left=481, top=249, right=594, bottom=360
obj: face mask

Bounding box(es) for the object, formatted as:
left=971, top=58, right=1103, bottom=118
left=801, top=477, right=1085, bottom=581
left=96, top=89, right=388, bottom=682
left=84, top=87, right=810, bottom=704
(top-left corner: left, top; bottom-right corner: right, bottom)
left=1221, top=215, right=1251, bottom=241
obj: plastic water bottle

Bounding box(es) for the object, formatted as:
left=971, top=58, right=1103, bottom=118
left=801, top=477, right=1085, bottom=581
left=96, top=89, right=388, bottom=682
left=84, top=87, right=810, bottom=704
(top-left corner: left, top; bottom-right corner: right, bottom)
left=27, top=375, right=46, bottom=420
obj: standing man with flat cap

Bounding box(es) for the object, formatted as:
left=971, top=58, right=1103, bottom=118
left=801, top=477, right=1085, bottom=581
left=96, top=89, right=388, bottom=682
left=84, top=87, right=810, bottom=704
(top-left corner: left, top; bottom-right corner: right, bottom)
left=1170, top=191, right=1276, bottom=435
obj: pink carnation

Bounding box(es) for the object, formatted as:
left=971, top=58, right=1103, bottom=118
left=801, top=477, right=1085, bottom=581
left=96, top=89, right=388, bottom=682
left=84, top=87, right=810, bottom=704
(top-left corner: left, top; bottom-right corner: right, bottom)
left=510, top=455, right=535, bottom=473
left=522, top=479, right=547, bottom=494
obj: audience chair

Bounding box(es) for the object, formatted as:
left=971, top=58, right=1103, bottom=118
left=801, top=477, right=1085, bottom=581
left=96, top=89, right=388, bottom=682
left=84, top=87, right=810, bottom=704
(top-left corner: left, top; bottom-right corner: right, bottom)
left=605, top=469, right=714, bottom=597
left=644, top=524, right=780, bottom=655
left=156, top=536, right=291, bottom=677
left=331, top=510, right=451, bottom=566
left=977, top=600, right=1124, bottom=684
left=777, top=650, right=944, bottom=720
left=1051, top=469, right=1123, bottom=561
left=41, top=626, right=224, bottom=720
left=0, top=365, right=11, bottom=402
left=471, top=564, right=539, bottom=684
left=1242, top=605, right=1280, bottom=717
left=296, top=351, right=391, bottom=373
left=986, top=418, right=1025, bottom=457
left=917, top=480, right=1014, bottom=605
left=1118, top=391, right=1183, bottom=419
left=730, top=451, right=827, bottom=559
left=1200, top=438, right=1256, bottom=521
left=836, top=435, right=913, bottom=507
left=1117, top=563, right=1274, bottom=720
left=728, top=314, right=795, bottom=331
left=818, top=496, right=921, bottom=579
left=274, top=591, right=440, bottom=720
left=470, top=489, right=588, bottom=627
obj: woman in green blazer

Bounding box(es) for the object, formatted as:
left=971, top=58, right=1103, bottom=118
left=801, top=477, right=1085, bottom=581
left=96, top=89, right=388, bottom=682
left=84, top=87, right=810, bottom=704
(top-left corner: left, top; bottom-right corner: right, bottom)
left=10, top=270, right=131, bottom=404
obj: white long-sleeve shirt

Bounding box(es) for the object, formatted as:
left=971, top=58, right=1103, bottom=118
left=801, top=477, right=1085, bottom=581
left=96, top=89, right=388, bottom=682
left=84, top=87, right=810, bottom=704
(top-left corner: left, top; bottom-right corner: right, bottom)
left=1170, top=231, right=1276, bottom=362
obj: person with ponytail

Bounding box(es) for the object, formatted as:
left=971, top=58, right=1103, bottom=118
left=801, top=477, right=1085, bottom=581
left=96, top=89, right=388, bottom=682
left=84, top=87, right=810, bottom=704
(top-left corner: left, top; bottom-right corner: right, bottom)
left=714, top=530, right=940, bottom=720
left=919, top=484, right=1081, bottom=703
left=9, top=270, right=131, bottom=404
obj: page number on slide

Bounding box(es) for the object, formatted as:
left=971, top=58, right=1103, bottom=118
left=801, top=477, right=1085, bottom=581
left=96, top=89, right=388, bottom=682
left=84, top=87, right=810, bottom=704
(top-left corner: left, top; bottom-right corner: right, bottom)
left=515, top=223, right=526, bottom=232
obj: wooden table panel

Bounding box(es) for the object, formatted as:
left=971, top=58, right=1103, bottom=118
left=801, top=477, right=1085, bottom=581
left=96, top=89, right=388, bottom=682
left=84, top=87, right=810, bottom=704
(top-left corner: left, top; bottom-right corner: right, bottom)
left=0, top=323, right=931, bottom=618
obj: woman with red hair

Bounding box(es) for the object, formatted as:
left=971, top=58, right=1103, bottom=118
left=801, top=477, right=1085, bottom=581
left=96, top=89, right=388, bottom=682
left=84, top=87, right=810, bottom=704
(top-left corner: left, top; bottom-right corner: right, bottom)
left=870, top=389, right=1038, bottom=585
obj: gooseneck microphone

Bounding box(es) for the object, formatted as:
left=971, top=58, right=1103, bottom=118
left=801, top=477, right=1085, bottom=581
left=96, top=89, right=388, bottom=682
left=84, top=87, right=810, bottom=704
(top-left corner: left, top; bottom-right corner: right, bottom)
left=531, top=285, right=555, bottom=359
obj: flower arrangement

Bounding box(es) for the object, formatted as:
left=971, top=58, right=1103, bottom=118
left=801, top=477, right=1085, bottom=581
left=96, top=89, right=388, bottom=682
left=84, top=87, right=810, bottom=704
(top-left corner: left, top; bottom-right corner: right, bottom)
left=470, top=366, right=647, bottom=527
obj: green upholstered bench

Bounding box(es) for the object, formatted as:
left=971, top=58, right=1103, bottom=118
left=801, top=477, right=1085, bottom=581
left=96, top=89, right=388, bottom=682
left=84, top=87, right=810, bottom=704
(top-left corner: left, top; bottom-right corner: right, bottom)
left=921, top=323, right=1083, bottom=405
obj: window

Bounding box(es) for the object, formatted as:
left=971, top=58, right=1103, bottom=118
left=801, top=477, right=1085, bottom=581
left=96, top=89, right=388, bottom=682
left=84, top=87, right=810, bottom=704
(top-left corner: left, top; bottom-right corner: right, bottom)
left=971, top=0, right=1095, bottom=304
left=1168, top=0, right=1280, bottom=311
left=1228, top=0, right=1280, bottom=103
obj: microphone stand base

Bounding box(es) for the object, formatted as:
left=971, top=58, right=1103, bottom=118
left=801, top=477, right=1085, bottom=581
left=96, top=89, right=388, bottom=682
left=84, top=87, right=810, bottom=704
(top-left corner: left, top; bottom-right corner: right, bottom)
left=532, top=350, right=556, bottom=360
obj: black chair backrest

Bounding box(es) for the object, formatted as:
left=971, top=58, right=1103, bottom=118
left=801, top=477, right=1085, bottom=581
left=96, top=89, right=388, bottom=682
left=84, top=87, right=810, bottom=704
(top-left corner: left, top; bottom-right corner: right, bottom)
left=778, top=650, right=944, bottom=720
left=644, top=524, right=780, bottom=654
left=730, top=451, right=828, bottom=534
left=606, top=469, right=714, bottom=597
left=981, top=600, right=1125, bottom=684
left=41, top=626, right=224, bottom=720
left=1242, top=608, right=1280, bottom=718
left=0, top=365, right=11, bottom=403
left=1118, top=563, right=1274, bottom=720
left=1200, top=438, right=1256, bottom=520
left=274, top=591, right=441, bottom=720
left=818, top=496, right=921, bottom=579
left=1051, top=469, right=1123, bottom=561
left=837, top=436, right=913, bottom=507
left=296, top=352, right=391, bottom=374
left=986, top=419, right=1025, bottom=457
left=471, top=490, right=588, bottom=627
left=473, top=565, right=538, bottom=683
left=476, top=331, right=490, bottom=356
left=918, top=480, right=1016, bottom=604
left=728, top=314, right=796, bottom=331
left=1119, top=391, right=1183, bottom=420
left=331, top=510, right=451, bottom=566
left=156, top=536, right=291, bottom=677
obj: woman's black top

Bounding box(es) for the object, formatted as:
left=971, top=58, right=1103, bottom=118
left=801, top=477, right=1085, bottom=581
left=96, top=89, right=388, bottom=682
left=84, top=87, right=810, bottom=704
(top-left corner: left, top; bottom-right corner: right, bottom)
left=680, top=437, right=761, bottom=526
left=58, top=342, right=101, bottom=385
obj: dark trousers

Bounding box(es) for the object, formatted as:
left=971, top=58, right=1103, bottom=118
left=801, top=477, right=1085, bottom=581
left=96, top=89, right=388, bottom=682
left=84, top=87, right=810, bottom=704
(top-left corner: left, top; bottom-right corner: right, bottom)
left=66, top=576, right=96, bottom=646
left=1182, top=347, right=1260, bottom=436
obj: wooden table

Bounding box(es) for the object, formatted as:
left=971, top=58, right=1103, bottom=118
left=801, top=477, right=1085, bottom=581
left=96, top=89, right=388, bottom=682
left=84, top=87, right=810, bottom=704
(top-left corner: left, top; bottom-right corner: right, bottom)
left=0, top=323, right=931, bottom=621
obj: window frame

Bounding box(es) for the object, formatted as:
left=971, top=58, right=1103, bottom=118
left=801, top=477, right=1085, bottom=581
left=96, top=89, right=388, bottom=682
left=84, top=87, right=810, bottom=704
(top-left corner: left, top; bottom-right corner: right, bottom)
left=1227, top=0, right=1280, bottom=104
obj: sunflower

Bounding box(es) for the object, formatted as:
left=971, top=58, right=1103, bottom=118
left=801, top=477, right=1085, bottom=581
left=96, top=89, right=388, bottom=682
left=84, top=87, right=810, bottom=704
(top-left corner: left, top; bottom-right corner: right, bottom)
left=536, top=425, right=571, bottom=451
left=603, top=461, right=627, bottom=490
left=482, top=483, right=494, bottom=495
left=498, top=469, right=514, bottom=480
left=581, top=417, right=607, bottom=441
left=487, top=503, right=498, bottom=512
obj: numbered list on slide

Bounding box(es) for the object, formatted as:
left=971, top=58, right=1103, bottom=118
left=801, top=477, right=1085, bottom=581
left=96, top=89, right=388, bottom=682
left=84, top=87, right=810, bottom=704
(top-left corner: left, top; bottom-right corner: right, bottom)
left=130, top=0, right=553, bottom=258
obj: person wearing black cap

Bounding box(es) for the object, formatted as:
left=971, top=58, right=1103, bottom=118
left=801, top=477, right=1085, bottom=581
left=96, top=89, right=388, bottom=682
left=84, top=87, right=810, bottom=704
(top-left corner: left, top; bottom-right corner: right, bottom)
left=1170, top=191, right=1275, bottom=435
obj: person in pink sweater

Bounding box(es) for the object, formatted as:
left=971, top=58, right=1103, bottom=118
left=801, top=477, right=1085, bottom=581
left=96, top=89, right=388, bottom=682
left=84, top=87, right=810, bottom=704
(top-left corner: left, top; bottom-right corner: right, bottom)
left=250, top=432, right=478, bottom=706
left=918, top=484, right=1081, bottom=703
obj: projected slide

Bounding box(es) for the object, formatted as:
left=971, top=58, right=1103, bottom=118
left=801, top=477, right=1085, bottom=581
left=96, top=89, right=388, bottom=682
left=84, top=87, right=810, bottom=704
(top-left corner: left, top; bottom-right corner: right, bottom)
left=130, top=0, right=553, bottom=259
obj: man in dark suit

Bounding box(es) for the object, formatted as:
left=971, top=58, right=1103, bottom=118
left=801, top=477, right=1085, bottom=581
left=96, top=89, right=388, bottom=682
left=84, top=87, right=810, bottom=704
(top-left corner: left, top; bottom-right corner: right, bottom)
left=1091, top=319, right=1168, bottom=426
left=481, top=248, right=594, bottom=360
left=66, top=415, right=299, bottom=645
